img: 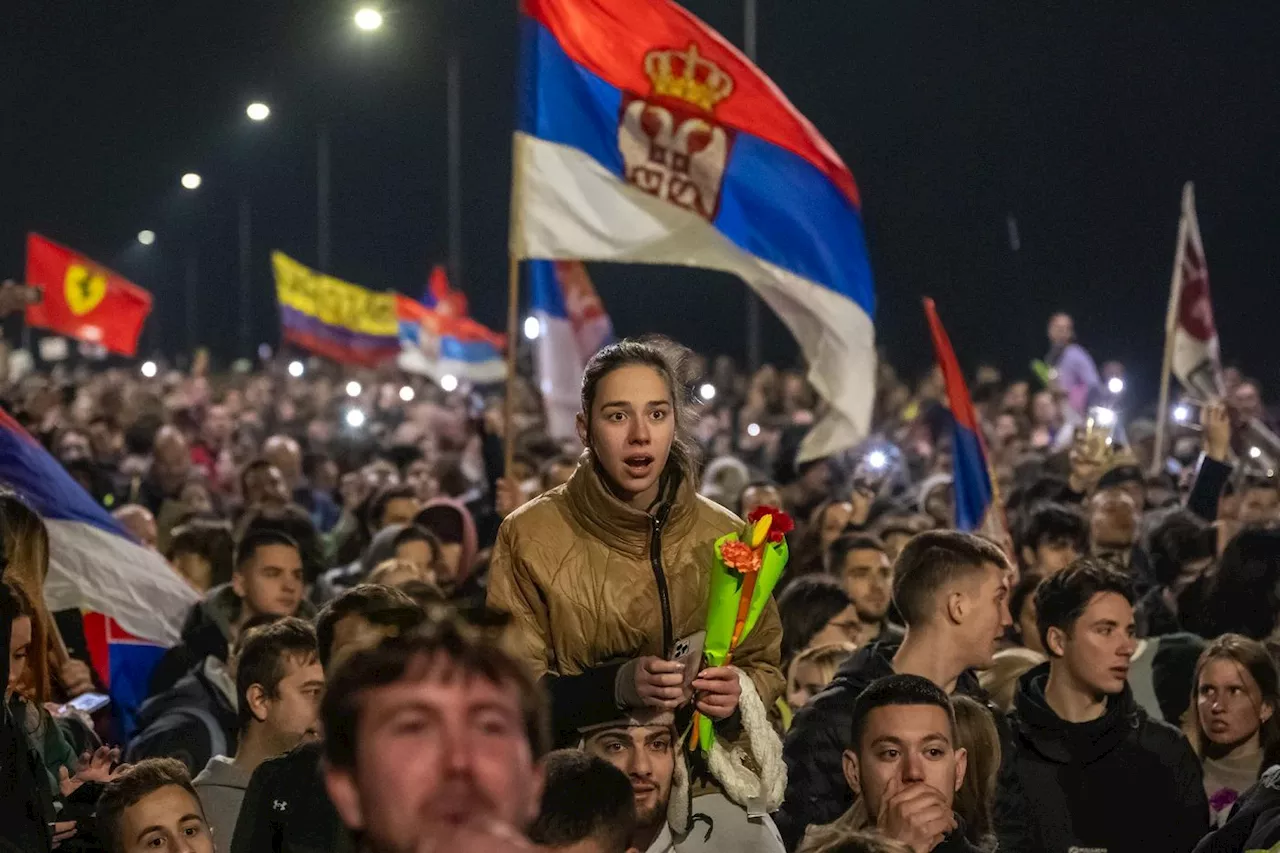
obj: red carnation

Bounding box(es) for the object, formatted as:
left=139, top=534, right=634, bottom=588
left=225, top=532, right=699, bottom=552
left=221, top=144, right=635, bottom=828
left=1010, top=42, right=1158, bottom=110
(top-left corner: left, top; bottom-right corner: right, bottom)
left=746, top=505, right=795, bottom=543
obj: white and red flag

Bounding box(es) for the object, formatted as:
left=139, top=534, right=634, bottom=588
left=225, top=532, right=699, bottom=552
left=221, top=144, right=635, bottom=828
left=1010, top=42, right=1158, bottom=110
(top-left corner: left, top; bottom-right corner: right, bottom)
left=1165, top=182, right=1223, bottom=401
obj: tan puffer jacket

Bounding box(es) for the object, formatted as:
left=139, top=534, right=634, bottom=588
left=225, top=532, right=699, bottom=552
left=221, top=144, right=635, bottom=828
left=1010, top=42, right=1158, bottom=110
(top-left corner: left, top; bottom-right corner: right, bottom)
left=488, top=457, right=784, bottom=738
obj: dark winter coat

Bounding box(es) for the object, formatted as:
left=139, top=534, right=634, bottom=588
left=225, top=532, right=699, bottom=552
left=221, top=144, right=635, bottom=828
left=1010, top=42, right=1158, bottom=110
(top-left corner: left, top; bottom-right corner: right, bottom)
left=1193, top=763, right=1280, bottom=853
left=230, top=740, right=351, bottom=853
left=995, top=662, right=1209, bottom=853
left=775, top=639, right=987, bottom=851
left=127, top=660, right=238, bottom=776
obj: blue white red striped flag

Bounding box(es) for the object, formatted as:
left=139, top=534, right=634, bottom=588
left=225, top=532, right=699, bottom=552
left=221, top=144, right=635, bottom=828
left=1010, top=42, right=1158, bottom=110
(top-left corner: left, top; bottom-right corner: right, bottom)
left=0, top=410, right=197, bottom=734
left=511, top=0, right=876, bottom=461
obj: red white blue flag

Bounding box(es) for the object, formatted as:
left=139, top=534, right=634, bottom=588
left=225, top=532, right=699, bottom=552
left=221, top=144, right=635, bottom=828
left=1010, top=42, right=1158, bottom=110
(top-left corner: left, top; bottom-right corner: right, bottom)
left=512, top=0, right=876, bottom=461
left=0, top=410, right=197, bottom=734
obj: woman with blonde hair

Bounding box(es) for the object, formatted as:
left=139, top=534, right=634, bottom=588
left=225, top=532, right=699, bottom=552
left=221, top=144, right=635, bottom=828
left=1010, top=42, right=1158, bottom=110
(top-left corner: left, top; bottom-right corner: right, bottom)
left=1187, top=633, right=1280, bottom=826
left=951, top=695, right=1001, bottom=850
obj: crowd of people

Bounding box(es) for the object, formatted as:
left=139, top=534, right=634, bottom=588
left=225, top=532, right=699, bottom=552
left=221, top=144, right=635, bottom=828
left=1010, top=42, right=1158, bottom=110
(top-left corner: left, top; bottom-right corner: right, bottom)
left=2, top=312, right=1280, bottom=853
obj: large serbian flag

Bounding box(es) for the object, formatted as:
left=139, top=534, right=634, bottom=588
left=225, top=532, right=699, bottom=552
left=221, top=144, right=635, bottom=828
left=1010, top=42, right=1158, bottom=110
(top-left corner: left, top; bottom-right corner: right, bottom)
left=25, top=233, right=153, bottom=357
left=512, top=0, right=876, bottom=461
left=923, top=298, right=998, bottom=534
left=530, top=260, right=614, bottom=438
left=0, top=410, right=197, bottom=736
left=273, top=251, right=402, bottom=367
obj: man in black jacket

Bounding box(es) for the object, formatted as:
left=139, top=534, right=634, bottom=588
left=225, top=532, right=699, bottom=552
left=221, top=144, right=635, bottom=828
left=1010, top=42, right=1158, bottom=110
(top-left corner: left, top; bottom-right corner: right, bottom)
left=1194, top=764, right=1280, bottom=853
left=995, top=559, right=1209, bottom=853
left=778, top=531, right=1012, bottom=849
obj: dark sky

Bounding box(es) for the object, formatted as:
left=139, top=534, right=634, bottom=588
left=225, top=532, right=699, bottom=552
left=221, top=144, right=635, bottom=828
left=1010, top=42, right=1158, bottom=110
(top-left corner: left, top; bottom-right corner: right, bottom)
left=4, top=1, right=1278, bottom=402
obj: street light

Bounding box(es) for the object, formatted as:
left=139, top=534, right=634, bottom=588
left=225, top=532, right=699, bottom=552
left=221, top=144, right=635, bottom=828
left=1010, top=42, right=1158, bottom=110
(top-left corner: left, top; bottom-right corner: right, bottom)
left=137, top=230, right=156, bottom=246
left=246, top=102, right=270, bottom=122
left=345, top=408, right=367, bottom=428
left=354, top=7, right=383, bottom=30
left=181, top=172, right=202, bottom=190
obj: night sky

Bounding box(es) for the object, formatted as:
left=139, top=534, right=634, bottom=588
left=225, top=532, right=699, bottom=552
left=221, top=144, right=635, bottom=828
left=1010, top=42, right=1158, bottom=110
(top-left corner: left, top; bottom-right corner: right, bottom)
left=4, top=1, right=1278, bottom=405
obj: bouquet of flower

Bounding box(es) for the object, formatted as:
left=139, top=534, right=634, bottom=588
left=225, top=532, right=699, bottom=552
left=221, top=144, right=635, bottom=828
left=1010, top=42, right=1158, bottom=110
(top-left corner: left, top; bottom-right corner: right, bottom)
left=691, top=505, right=792, bottom=753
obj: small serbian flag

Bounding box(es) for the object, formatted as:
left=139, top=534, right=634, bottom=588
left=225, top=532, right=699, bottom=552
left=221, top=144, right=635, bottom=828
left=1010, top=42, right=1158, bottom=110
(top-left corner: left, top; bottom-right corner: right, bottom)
left=530, top=260, right=614, bottom=438
left=923, top=298, right=996, bottom=532
left=512, top=0, right=876, bottom=462
left=0, top=409, right=198, bottom=735
left=396, top=292, right=508, bottom=385
left=25, top=233, right=153, bottom=357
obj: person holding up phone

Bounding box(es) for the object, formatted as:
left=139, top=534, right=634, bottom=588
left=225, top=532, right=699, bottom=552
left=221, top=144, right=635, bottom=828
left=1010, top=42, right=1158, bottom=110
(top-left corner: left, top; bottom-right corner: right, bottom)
left=489, top=338, right=786, bottom=850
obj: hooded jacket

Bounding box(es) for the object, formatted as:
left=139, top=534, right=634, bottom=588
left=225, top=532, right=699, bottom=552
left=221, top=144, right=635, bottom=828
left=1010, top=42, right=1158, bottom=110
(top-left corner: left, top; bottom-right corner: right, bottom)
left=148, top=583, right=316, bottom=699
left=194, top=755, right=254, bottom=845
left=489, top=457, right=784, bottom=811
left=312, top=523, right=410, bottom=603
left=775, top=639, right=987, bottom=850
left=128, top=657, right=238, bottom=776
left=995, top=662, right=1209, bottom=853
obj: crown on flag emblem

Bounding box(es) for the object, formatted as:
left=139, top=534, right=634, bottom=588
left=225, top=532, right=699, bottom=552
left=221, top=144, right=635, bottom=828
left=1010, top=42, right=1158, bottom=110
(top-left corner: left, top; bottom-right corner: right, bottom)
left=643, top=43, right=734, bottom=112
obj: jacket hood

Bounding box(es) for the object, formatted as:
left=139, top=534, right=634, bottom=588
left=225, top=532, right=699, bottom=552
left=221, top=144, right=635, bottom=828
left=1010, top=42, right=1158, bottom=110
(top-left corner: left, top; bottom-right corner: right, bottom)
left=831, top=639, right=901, bottom=695
left=1012, top=661, right=1138, bottom=764
left=563, top=454, right=704, bottom=560
left=194, top=755, right=251, bottom=791
left=133, top=662, right=235, bottom=732
left=416, top=498, right=478, bottom=580
left=360, top=524, right=408, bottom=574
left=182, top=583, right=242, bottom=643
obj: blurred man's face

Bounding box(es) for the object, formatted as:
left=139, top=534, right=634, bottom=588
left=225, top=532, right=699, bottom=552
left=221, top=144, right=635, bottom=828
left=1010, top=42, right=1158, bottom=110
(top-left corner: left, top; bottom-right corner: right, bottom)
left=255, top=656, right=324, bottom=754
left=585, top=723, right=675, bottom=835
left=116, top=506, right=158, bottom=550
left=1047, top=591, right=1137, bottom=697
left=1240, top=487, right=1280, bottom=526
left=114, top=784, right=215, bottom=853
left=57, top=431, right=92, bottom=464
left=1232, top=382, right=1262, bottom=420
left=324, top=660, right=543, bottom=853
left=245, top=464, right=290, bottom=508
left=380, top=497, right=420, bottom=530
left=1090, top=491, right=1140, bottom=555
left=1026, top=537, right=1080, bottom=576
left=841, top=547, right=893, bottom=624
left=264, top=436, right=303, bottom=486
left=740, top=484, right=783, bottom=518
left=203, top=405, right=233, bottom=446
left=233, top=544, right=304, bottom=620
left=153, top=430, right=191, bottom=493
left=1048, top=314, right=1074, bottom=347
left=843, top=704, right=966, bottom=822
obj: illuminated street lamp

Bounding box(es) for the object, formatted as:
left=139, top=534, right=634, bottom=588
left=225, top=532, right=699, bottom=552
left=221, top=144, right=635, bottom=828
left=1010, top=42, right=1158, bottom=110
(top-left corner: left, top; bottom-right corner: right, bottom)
left=181, top=172, right=202, bottom=190
left=246, top=102, right=271, bottom=122
left=137, top=230, right=156, bottom=246
left=354, top=7, right=383, bottom=30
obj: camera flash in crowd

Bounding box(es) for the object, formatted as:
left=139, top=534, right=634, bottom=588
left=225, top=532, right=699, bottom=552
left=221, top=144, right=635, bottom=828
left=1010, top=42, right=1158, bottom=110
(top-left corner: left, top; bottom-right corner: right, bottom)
left=746, top=422, right=761, bottom=438
left=867, top=449, right=888, bottom=470
left=1093, top=407, right=1116, bottom=427
left=346, top=380, right=362, bottom=398
left=140, top=361, right=157, bottom=378
left=699, top=383, right=716, bottom=401
left=1250, top=446, right=1263, bottom=459
left=1107, top=376, right=1124, bottom=395
left=1173, top=403, right=1190, bottom=424
left=523, top=316, right=541, bottom=340
left=399, top=385, right=415, bottom=402
left=440, top=374, right=459, bottom=392
left=345, top=408, right=366, bottom=428
left=288, top=360, right=305, bottom=378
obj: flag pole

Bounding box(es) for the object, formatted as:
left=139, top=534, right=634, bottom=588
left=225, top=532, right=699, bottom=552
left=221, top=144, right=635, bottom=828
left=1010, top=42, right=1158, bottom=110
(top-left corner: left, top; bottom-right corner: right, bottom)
left=1151, top=182, right=1192, bottom=477
left=503, top=137, right=526, bottom=479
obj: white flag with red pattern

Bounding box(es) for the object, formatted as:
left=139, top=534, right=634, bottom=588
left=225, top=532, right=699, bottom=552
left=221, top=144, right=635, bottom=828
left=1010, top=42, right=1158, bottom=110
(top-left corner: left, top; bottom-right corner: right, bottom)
left=1167, top=182, right=1223, bottom=401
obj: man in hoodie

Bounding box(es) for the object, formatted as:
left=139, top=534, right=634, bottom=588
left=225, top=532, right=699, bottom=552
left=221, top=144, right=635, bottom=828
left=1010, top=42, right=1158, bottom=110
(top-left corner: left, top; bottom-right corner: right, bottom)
left=994, top=559, right=1209, bottom=852
left=778, top=531, right=1012, bottom=849
left=148, top=528, right=311, bottom=698
left=193, top=617, right=324, bottom=845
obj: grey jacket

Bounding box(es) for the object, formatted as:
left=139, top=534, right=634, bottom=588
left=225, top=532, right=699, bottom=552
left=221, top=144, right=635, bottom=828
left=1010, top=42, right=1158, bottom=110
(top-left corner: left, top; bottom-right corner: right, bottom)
left=194, top=754, right=253, bottom=847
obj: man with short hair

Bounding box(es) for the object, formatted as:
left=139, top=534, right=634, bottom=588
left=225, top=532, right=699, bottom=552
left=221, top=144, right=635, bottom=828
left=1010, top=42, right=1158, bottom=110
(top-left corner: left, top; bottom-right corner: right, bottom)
left=264, top=433, right=340, bottom=532
left=231, top=584, right=424, bottom=853
left=739, top=481, right=785, bottom=519
left=97, top=757, right=216, bottom=853
left=582, top=712, right=678, bottom=852
left=194, top=618, right=324, bottom=845
left=321, top=617, right=550, bottom=853
left=834, top=674, right=978, bottom=853
left=1015, top=502, right=1086, bottom=577
left=147, top=528, right=309, bottom=702
left=828, top=534, right=899, bottom=646
left=1238, top=477, right=1280, bottom=527
left=531, top=750, right=638, bottom=853
left=1087, top=488, right=1140, bottom=564
left=778, top=531, right=1012, bottom=849
left=995, top=559, right=1208, bottom=852
left=239, top=459, right=291, bottom=512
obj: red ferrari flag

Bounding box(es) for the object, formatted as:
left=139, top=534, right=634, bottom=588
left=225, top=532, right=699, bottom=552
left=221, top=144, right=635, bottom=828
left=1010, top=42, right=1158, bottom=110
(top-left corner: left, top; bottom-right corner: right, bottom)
left=24, top=233, right=153, bottom=357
